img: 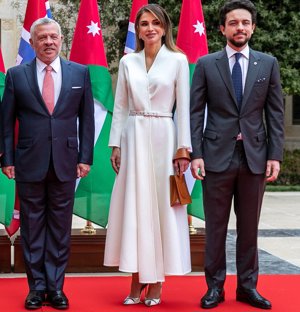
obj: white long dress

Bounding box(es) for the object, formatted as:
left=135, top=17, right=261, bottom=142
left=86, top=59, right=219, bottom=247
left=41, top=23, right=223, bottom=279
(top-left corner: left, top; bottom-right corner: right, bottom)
left=104, top=45, right=192, bottom=283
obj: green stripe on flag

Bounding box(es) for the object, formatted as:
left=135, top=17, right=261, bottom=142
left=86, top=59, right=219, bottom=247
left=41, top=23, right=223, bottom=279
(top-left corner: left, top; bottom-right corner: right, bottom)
left=0, top=178, right=15, bottom=226
left=187, top=180, right=204, bottom=219
left=73, top=65, right=115, bottom=227
left=88, top=65, right=114, bottom=113
left=189, top=63, right=196, bottom=84
left=73, top=113, right=115, bottom=227
left=0, top=72, right=5, bottom=99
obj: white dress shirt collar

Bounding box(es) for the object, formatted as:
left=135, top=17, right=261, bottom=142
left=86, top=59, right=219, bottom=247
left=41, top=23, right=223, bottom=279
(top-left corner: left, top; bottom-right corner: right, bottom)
left=36, top=56, right=61, bottom=73
left=226, top=44, right=250, bottom=60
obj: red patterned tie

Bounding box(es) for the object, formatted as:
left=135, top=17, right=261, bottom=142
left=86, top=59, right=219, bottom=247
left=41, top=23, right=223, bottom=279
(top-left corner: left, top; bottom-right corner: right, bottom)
left=42, top=65, right=54, bottom=114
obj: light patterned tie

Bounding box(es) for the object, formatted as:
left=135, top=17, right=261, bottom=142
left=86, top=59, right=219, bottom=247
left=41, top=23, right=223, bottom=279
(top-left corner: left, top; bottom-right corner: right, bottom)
left=42, top=65, right=54, bottom=114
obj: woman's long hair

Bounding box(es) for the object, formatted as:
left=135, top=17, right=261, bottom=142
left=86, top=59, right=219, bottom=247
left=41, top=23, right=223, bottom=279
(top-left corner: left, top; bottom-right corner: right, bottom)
left=134, top=4, right=179, bottom=53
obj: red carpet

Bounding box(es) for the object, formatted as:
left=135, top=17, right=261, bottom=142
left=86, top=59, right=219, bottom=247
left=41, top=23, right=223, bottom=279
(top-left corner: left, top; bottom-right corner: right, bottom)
left=0, top=275, right=299, bottom=312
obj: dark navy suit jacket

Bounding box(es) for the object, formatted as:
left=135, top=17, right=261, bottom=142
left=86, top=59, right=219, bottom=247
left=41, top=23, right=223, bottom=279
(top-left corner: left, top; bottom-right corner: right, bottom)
left=1, top=57, right=94, bottom=182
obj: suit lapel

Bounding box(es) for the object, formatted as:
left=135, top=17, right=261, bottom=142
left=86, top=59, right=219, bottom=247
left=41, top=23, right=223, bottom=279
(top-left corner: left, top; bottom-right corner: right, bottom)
left=242, top=50, right=261, bottom=110
left=24, top=60, right=49, bottom=113
left=53, top=58, right=71, bottom=114
left=215, top=50, right=237, bottom=106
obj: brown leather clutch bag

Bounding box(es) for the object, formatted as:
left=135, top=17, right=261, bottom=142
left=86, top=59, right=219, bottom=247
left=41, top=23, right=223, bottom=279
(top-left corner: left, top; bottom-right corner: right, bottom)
left=170, top=174, right=192, bottom=207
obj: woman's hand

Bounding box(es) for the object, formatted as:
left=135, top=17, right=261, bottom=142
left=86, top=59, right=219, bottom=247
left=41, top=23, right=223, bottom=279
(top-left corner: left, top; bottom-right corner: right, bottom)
left=110, top=147, right=121, bottom=174
left=173, top=158, right=190, bottom=176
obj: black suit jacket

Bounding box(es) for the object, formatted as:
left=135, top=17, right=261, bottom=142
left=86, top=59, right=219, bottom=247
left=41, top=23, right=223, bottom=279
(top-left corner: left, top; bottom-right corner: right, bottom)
left=1, top=58, right=95, bottom=182
left=190, top=48, right=284, bottom=174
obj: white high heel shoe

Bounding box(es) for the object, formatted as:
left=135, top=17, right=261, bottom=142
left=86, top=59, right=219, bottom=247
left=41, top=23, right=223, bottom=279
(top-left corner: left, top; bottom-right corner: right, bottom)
left=123, top=284, right=148, bottom=305
left=144, top=298, right=161, bottom=306
left=144, top=282, right=162, bottom=307
left=123, top=296, right=142, bottom=305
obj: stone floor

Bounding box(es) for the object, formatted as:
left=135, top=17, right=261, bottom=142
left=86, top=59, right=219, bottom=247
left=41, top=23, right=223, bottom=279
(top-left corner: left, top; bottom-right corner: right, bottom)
left=192, top=192, right=300, bottom=274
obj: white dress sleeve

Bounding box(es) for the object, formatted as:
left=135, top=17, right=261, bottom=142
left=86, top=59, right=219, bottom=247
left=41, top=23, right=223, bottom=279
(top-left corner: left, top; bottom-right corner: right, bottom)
left=108, top=58, right=129, bottom=147
left=175, top=54, right=192, bottom=152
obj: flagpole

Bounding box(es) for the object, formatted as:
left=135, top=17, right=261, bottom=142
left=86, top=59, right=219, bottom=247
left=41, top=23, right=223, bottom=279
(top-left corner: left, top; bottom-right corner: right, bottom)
left=189, top=216, right=198, bottom=234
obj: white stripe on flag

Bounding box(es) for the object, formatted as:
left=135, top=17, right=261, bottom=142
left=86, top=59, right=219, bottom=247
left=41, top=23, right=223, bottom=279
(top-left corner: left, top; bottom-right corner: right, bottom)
left=93, top=99, right=107, bottom=145
left=128, top=22, right=135, bottom=33
left=124, top=47, right=135, bottom=54
left=21, top=28, right=31, bottom=43
left=16, top=54, right=23, bottom=65
left=185, top=165, right=196, bottom=194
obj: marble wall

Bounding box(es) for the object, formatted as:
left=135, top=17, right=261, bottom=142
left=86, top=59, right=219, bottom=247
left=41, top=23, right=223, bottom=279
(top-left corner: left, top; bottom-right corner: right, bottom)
left=0, top=0, right=20, bottom=69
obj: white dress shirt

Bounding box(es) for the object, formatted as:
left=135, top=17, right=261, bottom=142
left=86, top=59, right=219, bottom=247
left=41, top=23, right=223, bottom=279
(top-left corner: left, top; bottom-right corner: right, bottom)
left=36, top=56, right=62, bottom=106
left=226, top=44, right=250, bottom=92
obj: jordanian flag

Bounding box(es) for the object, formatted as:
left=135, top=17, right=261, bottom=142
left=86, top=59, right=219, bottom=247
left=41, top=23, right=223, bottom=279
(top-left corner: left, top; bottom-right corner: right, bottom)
left=176, top=0, right=209, bottom=220
left=0, top=48, right=15, bottom=227
left=70, top=0, right=115, bottom=227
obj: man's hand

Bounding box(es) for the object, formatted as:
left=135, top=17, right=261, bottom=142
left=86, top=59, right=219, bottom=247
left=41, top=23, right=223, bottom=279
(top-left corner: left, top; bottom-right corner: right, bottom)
left=77, top=163, right=91, bottom=178
left=265, top=160, right=280, bottom=182
left=2, top=166, right=15, bottom=179
left=190, top=158, right=205, bottom=180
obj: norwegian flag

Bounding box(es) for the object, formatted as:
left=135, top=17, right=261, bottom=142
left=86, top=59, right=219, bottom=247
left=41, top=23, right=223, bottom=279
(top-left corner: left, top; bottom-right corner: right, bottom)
left=124, top=0, right=148, bottom=54
left=16, top=0, right=52, bottom=65
left=5, top=0, right=52, bottom=237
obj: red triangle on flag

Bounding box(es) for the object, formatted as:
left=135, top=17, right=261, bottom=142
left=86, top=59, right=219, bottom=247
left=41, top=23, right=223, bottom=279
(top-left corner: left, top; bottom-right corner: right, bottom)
left=70, top=0, right=107, bottom=67
left=176, top=0, right=208, bottom=64
left=0, top=48, right=5, bottom=73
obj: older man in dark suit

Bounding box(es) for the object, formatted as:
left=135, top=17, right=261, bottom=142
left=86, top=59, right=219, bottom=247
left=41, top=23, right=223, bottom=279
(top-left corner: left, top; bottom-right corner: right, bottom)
left=190, top=0, right=284, bottom=309
left=1, top=18, right=94, bottom=310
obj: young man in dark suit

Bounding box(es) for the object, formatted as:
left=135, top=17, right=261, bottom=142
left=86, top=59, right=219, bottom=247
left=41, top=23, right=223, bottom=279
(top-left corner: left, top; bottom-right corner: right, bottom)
left=1, top=18, right=94, bottom=310
left=190, top=0, right=284, bottom=309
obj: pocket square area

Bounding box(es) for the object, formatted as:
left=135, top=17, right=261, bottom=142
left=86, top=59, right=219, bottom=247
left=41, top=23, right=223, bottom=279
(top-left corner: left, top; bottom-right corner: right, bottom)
left=256, top=77, right=266, bottom=83
left=72, top=86, right=82, bottom=89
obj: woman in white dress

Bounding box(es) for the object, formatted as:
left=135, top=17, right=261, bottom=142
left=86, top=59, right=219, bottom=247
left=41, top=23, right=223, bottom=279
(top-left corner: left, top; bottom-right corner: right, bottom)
left=104, top=4, right=192, bottom=306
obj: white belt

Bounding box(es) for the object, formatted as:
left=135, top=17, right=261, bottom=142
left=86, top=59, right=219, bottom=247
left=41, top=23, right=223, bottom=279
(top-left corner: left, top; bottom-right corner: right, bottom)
left=129, top=110, right=173, bottom=118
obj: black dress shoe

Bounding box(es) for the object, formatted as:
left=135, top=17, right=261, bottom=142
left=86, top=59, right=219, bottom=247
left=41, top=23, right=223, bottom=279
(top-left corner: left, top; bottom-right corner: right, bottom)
left=201, top=288, right=225, bottom=309
left=25, top=290, right=46, bottom=310
left=236, top=288, right=272, bottom=309
left=48, top=290, right=69, bottom=310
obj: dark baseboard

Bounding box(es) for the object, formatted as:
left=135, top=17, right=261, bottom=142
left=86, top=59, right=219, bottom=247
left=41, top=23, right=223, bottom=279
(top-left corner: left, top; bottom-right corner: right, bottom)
left=11, top=228, right=205, bottom=273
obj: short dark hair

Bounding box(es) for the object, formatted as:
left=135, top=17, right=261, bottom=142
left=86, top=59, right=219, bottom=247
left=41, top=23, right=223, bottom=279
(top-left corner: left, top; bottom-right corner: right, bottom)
left=219, top=0, right=257, bottom=26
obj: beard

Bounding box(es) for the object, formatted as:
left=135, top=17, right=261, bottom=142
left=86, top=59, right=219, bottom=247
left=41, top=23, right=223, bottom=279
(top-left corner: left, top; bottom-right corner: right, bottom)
left=229, top=34, right=250, bottom=48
